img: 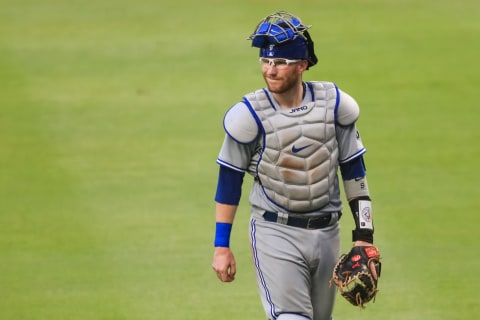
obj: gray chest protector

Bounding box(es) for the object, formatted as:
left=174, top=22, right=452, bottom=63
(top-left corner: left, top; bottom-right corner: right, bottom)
left=244, top=82, right=339, bottom=213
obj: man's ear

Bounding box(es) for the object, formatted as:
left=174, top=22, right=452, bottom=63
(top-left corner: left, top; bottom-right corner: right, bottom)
left=298, top=60, right=309, bottom=72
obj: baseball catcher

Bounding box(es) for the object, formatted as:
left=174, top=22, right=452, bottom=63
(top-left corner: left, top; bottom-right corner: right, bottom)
left=211, top=10, right=383, bottom=320
left=331, top=245, right=381, bottom=308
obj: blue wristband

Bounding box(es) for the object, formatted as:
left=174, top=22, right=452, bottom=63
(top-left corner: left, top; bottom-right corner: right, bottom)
left=214, top=222, right=232, bottom=247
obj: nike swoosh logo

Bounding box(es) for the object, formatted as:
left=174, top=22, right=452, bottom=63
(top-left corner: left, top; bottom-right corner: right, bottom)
left=291, top=144, right=313, bottom=153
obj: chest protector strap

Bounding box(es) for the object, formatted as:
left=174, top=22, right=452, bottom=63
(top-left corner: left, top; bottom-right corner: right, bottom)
left=244, top=81, right=339, bottom=213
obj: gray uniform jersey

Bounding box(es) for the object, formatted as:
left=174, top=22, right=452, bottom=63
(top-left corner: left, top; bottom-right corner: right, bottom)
left=217, top=81, right=365, bottom=216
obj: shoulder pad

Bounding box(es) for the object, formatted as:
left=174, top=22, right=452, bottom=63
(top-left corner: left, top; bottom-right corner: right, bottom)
left=223, top=102, right=259, bottom=144
left=336, top=89, right=360, bottom=126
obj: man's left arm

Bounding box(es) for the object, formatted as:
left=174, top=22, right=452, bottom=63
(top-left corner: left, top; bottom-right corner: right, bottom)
left=340, top=156, right=379, bottom=279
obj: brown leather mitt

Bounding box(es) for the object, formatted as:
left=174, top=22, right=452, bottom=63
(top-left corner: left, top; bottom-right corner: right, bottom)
left=331, top=246, right=381, bottom=308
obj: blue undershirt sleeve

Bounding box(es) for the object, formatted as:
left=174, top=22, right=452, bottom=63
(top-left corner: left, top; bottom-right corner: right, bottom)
left=214, top=165, right=245, bottom=205
left=339, top=155, right=367, bottom=180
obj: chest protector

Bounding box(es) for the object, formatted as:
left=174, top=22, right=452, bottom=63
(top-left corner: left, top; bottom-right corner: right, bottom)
left=244, top=81, right=339, bottom=213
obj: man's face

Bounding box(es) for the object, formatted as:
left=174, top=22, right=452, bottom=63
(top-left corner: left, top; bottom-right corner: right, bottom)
left=260, top=58, right=308, bottom=94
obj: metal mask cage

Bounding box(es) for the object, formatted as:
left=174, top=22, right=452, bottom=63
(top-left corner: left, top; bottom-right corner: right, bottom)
left=248, top=11, right=311, bottom=48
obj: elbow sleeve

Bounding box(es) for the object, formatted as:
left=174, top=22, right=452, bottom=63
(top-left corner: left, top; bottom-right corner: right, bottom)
left=214, top=165, right=245, bottom=205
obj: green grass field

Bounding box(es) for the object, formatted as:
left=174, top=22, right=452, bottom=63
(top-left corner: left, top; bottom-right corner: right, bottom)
left=1, top=0, right=479, bottom=319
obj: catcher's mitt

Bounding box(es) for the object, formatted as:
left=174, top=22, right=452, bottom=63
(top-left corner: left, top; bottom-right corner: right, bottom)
left=331, top=246, right=381, bottom=308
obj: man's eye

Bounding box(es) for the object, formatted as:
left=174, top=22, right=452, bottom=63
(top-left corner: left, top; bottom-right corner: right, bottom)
left=274, top=59, right=287, bottom=65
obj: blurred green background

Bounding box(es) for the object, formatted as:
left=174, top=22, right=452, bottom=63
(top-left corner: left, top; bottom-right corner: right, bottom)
left=1, top=0, right=478, bottom=319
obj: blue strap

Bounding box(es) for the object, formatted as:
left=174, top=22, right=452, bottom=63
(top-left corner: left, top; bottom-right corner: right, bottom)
left=214, top=222, right=233, bottom=247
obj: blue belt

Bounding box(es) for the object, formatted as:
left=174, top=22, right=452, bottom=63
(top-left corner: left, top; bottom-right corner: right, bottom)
left=263, top=211, right=341, bottom=229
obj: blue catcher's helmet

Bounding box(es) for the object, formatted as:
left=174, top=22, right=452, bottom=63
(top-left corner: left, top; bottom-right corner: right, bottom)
left=248, top=11, right=318, bottom=69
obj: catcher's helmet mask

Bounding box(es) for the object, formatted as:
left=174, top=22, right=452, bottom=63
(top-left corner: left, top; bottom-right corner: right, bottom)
left=249, top=11, right=318, bottom=69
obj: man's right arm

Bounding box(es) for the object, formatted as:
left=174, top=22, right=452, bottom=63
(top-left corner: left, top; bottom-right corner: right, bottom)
left=212, top=165, right=245, bottom=282
left=212, top=203, right=238, bottom=282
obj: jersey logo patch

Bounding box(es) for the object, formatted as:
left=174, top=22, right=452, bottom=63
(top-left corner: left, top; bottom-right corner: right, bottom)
left=291, top=144, right=313, bottom=153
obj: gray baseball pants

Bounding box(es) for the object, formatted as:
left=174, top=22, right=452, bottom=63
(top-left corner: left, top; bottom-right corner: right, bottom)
left=249, top=206, right=340, bottom=320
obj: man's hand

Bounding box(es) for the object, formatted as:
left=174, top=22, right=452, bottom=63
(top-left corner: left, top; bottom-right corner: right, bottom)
left=212, top=247, right=236, bottom=282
